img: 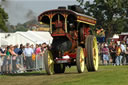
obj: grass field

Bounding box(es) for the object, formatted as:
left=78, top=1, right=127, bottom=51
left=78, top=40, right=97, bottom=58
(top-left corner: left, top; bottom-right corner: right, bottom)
left=0, top=65, right=128, bottom=85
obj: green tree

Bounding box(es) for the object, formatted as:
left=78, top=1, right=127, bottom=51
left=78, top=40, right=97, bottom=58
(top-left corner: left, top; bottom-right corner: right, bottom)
left=77, top=0, right=128, bottom=39
left=0, top=5, right=8, bottom=32
left=15, top=25, right=28, bottom=32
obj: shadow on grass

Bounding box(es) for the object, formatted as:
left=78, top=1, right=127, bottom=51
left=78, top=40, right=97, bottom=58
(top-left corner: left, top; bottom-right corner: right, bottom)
left=5, top=71, right=81, bottom=76
left=7, top=73, right=47, bottom=76
left=5, top=71, right=47, bottom=76
left=64, top=72, right=80, bottom=75
left=4, top=68, right=84, bottom=76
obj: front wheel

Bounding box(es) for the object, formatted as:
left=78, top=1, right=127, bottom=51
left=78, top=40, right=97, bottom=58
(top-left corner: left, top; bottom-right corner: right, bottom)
left=76, top=47, right=85, bottom=73
left=85, top=35, right=99, bottom=71
left=54, top=64, right=65, bottom=73
left=44, top=50, right=54, bottom=75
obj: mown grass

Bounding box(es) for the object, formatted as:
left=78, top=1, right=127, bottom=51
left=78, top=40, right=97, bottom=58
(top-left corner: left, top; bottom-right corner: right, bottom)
left=0, top=65, right=128, bottom=85
left=58, top=66, right=128, bottom=85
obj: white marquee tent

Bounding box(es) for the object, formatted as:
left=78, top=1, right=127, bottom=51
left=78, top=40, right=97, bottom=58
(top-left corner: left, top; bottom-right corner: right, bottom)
left=0, top=31, right=53, bottom=46
left=112, top=34, right=119, bottom=39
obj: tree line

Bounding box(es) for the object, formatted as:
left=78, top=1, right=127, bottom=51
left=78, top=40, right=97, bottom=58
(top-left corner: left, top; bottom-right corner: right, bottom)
left=0, top=5, right=37, bottom=32
left=77, top=0, right=128, bottom=39
left=0, top=5, right=8, bottom=32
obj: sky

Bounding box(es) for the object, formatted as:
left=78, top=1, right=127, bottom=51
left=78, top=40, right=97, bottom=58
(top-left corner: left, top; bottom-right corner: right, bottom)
left=0, top=0, right=92, bottom=25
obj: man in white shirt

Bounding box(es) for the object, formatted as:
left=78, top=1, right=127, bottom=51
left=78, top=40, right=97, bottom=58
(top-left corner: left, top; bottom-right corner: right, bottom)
left=120, top=42, right=126, bottom=65
left=23, top=43, right=34, bottom=70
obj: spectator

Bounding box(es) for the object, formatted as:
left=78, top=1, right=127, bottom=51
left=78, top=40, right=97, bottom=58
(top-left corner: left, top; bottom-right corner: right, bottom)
left=115, top=45, right=122, bottom=66
left=14, top=45, right=20, bottom=55
left=120, top=41, right=126, bottom=65
left=30, top=44, right=35, bottom=52
left=5, top=46, right=12, bottom=74
left=9, top=45, right=18, bottom=73
left=110, top=44, right=116, bottom=66
left=41, top=43, right=48, bottom=69
left=126, top=38, right=128, bottom=46
left=14, top=44, right=22, bottom=72
left=0, top=55, right=2, bottom=74
left=41, top=43, right=48, bottom=53
left=0, top=47, right=5, bottom=54
left=35, top=44, right=41, bottom=70
left=18, top=44, right=24, bottom=55
left=100, top=43, right=104, bottom=64
left=125, top=46, right=128, bottom=64
left=108, top=42, right=113, bottom=63
left=23, top=43, right=34, bottom=70
left=102, top=44, right=109, bottom=65
left=0, top=50, right=6, bottom=74
left=35, top=44, right=41, bottom=55
left=18, top=44, right=24, bottom=64
left=30, top=44, right=36, bottom=69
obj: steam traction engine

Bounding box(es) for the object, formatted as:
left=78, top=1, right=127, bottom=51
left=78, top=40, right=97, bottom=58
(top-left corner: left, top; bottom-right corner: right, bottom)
left=38, top=7, right=99, bottom=75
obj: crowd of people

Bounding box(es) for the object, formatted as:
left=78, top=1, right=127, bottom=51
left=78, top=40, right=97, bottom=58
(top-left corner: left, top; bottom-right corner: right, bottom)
left=1, top=39, right=128, bottom=74
left=0, top=43, right=48, bottom=75
left=99, top=41, right=128, bottom=66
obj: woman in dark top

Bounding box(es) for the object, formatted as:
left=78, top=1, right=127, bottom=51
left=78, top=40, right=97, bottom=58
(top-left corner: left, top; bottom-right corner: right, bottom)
left=110, top=45, right=116, bottom=65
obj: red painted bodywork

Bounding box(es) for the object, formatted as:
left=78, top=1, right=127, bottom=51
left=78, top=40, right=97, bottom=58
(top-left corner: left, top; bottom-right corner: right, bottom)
left=64, top=53, right=76, bottom=59
left=51, top=33, right=66, bottom=36
left=38, top=9, right=96, bottom=63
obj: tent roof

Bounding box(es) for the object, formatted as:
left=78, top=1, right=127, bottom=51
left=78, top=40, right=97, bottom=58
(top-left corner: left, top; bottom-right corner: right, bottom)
left=16, top=31, right=53, bottom=44
left=1, top=38, right=8, bottom=45
left=113, top=34, right=119, bottom=39
left=120, top=32, right=128, bottom=35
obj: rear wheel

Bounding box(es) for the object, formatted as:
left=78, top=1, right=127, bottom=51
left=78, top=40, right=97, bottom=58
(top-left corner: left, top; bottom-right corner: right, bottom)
left=85, top=35, right=99, bottom=71
left=54, top=64, right=65, bottom=73
left=44, top=50, right=54, bottom=75
left=76, top=47, right=85, bottom=73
